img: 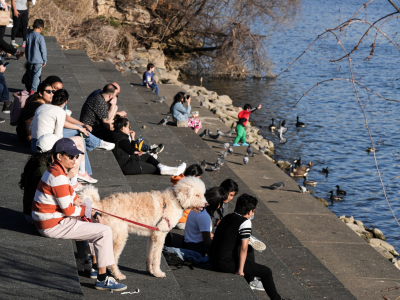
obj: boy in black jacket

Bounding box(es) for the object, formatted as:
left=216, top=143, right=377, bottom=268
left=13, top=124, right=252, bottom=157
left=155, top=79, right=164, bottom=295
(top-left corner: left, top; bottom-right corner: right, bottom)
left=209, top=194, right=290, bottom=300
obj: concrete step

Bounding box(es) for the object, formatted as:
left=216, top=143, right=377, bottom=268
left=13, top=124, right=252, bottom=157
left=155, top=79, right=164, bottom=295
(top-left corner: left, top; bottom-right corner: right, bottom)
left=121, top=71, right=400, bottom=300
left=64, top=50, right=184, bottom=299
left=93, top=62, right=317, bottom=300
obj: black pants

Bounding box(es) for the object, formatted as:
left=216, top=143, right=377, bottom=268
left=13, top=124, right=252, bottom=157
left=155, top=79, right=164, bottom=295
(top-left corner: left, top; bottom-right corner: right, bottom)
left=242, top=246, right=281, bottom=300
left=0, top=26, right=17, bottom=55
left=184, top=241, right=209, bottom=257
left=11, top=9, right=28, bottom=41
left=124, top=153, right=160, bottom=175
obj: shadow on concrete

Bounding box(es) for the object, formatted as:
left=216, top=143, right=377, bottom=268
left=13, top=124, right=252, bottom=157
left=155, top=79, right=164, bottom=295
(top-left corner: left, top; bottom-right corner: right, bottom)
left=0, top=207, right=40, bottom=236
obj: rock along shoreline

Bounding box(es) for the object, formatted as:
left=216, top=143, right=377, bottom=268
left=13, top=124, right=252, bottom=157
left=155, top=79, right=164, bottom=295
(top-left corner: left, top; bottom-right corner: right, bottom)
left=110, top=49, right=400, bottom=271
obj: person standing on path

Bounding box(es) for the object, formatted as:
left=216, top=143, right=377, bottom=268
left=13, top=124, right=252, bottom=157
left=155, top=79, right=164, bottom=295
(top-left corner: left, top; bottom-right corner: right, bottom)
left=26, top=19, right=47, bottom=94
left=0, top=1, right=24, bottom=59
left=233, top=103, right=262, bottom=147
left=11, top=0, right=28, bottom=47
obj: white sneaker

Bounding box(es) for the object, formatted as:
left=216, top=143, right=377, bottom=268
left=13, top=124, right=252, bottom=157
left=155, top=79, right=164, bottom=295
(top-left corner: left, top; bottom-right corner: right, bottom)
left=249, top=235, right=266, bottom=252
left=249, top=278, right=264, bottom=291
left=175, top=162, right=186, bottom=176
left=78, top=172, right=98, bottom=184
left=97, top=140, right=115, bottom=150
left=71, top=182, right=85, bottom=192
left=158, top=163, right=179, bottom=176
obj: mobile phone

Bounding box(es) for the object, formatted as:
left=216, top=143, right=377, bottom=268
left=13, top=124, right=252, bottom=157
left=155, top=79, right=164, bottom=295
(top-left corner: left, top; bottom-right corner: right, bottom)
left=186, top=95, right=190, bottom=100
left=3, top=62, right=9, bottom=67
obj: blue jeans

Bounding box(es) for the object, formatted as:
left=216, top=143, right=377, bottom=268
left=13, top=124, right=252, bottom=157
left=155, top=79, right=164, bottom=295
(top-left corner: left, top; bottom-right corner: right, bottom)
left=63, top=128, right=101, bottom=152
left=0, top=73, right=9, bottom=102
left=149, top=83, right=159, bottom=95
left=29, top=63, right=42, bottom=92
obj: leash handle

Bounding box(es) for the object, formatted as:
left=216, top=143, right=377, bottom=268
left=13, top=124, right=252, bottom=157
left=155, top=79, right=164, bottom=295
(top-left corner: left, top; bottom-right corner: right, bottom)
left=92, top=208, right=159, bottom=231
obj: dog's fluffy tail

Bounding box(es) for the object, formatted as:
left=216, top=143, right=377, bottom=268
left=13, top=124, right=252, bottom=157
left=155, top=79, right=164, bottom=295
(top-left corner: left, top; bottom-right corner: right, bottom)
left=78, top=185, right=101, bottom=206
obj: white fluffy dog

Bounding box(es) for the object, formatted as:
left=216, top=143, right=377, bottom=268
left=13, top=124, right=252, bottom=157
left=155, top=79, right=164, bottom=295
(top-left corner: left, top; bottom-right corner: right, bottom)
left=80, top=176, right=207, bottom=279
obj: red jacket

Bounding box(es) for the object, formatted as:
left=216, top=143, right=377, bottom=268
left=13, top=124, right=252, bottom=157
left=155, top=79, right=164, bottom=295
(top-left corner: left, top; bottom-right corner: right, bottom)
left=237, top=108, right=257, bottom=126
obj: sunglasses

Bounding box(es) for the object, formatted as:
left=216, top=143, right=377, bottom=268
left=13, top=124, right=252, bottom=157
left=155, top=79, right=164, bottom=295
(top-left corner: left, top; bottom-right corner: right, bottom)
left=62, top=153, right=80, bottom=160
left=44, top=90, right=56, bottom=94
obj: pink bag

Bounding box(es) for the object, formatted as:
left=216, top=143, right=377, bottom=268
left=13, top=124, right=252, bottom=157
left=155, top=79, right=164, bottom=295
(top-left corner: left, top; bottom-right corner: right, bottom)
left=10, top=90, right=30, bottom=126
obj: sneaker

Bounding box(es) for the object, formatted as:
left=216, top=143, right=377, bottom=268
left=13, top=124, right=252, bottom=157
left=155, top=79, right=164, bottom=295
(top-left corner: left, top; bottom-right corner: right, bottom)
left=11, top=40, right=18, bottom=47
left=149, top=153, right=158, bottom=159
left=71, top=182, right=84, bottom=192
left=0, top=118, right=5, bottom=123
left=232, top=143, right=241, bottom=147
left=150, top=143, right=164, bottom=155
left=2, top=102, right=11, bottom=113
left=22, top=41, right=26, bottom=48
left=249, top=235, right=266, bottom=252
left=249, top=278, right=264, bottom=291
left=242, top=143, right=250, bottom=146
left=78, top=172, right=98, bottom=184
left=97, top=140, right=115, bottom=150
left=15, top=50, right=24, bottom=60
left=95, top=276, right=127, bottom=292
left=175, top=162, right=187, bottom=176
left=90, top=268, right=98, bottom=279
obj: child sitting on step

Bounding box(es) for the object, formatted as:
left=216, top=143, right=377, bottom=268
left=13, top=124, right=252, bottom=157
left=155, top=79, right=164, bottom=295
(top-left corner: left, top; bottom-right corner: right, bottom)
left=233, top=103, right=262, bottom=147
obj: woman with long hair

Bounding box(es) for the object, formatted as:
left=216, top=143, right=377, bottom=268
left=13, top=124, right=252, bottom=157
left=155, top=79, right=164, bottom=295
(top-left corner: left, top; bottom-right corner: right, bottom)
left=170, top=92, right=202, bottom=133
left=184, top=187, right=228, bottom=256
left=110, top=115, right=186, bottom=175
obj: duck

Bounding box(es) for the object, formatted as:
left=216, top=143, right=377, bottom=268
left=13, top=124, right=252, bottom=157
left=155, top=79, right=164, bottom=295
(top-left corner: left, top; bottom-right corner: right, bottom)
left=329, top=191, right=343, bottom=201
left=336, top=185, right=347, bottom=195
left=366, top=147, right=375, bottom=153
left=294, top=159, right=311, bottom=172
left=303, top=176, right=317, bottom=186
left=268, top=118, right=276, bottom=132
left=290, top=166, right=308, bottom=177
left=322, top=167, right=329, bottom=174
left=295, top=116, right=305, bottom=128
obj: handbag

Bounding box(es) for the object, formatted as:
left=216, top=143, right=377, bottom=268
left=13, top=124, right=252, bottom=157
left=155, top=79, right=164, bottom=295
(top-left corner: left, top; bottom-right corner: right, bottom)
left=0, top=10, right=9, bottom=26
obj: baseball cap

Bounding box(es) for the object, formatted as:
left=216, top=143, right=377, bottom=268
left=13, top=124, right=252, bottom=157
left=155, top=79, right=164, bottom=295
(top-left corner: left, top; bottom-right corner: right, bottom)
left=36, top=133, right=60, bottom=153
left=52, top=138, right=84, bottom=156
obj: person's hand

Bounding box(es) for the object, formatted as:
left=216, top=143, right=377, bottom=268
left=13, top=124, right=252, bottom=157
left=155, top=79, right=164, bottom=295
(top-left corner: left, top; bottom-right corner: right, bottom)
left=96, top=215, right=108, bottom=225
left=0, top=64, right=6, bottom=73
left=67, top=163, right=79, bottom=179
left=43, top=63, right=46, bottom=67
left=78, top=127, right=89, bottom=137
left=149, top=81, right=153, bottom=85
left=13, top=9, right=19, bottom=17
left=235, top=270, right=245, bottom=276
left=73, top=197, right=84, bottom=206
left=134, top=151, right=143, bottom=156
left=117, top=110, right=127, bottom=117
left=110, top=97, right=117, bottom=106
left=257, top=104, right=262, bottom=109
left=83, top=124, right=92, bottom=132
left=129, top=130, right=135, bottom=140
left=146, top=84, right=150, bottom=89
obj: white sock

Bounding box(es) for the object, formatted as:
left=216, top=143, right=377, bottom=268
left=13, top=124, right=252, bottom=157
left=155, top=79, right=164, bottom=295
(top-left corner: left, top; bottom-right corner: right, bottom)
left=176, top=162, right=187, bottom=175
left=79, top=159, right=86, bottom=174
left=70, top=175, right=78, bottom=185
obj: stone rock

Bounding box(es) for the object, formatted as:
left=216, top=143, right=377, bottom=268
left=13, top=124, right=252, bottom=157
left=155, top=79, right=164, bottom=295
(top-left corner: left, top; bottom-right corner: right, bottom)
left=354, top=220, right=364, bottom=227
left=218, top=95, right=233, bottom=105
left=372, top=228, right=386, bottom=241
left=154, top=68, right=167, bottom=77
left=265, top=148, right=274, bottom=157
left=208, top=92, right=218, bottom=101
left=213, top=109, right=226, bottom=118
left=315, top=197, right=329, bottom=207
left=224, top=110, right=239, bottom=119
left=192, top=95, right=207, bottom=103
left=181, top=84, right=191, bottom=92
left=132, top=51, right=150, bottom=59
left=373, top=246, right=394, bottom=260
left=346, top=222, right=365, bottom=234
left=115, top=2, right=151, bottom=25
left=148, top=49, right=165, bottom=69
left=153, top=74, right=160, bottom=84
left=135, top=66, right=147, bottom=74
left=340, top=215, right=354, bottom=224
left=276, top=160, right=291, bottom=170
left=116, top=54, right=125, bottom=61
left=369, top=239, right=399, bottom=256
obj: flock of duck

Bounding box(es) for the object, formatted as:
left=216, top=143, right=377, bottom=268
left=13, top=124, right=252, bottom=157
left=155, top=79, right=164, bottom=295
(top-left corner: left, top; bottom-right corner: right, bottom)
left=268, top=117, right=347, bottom=202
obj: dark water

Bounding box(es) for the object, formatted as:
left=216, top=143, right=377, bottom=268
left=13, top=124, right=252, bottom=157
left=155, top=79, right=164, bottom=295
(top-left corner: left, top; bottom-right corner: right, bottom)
left=184, top=0, right=400, bottom=249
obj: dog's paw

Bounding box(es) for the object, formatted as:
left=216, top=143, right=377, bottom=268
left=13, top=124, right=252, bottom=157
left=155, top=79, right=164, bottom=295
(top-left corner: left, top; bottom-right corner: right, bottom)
left=153, top=271, right=166, bottom=278
left=115, top=273, right=126, bottom=280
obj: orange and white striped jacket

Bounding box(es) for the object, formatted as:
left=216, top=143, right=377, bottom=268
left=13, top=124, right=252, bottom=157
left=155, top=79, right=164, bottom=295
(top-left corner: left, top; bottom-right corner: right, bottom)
left=32, top=160, right=85, bottom=230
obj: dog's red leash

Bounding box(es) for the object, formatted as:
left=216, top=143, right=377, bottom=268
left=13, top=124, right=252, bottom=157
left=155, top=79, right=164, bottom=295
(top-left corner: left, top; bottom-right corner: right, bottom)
left=92, top=208, right=160, bottom=231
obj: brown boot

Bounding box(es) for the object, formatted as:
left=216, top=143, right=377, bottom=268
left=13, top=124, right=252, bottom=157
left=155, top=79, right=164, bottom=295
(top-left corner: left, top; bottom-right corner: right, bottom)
left=15, top=50, right=24, bottom=60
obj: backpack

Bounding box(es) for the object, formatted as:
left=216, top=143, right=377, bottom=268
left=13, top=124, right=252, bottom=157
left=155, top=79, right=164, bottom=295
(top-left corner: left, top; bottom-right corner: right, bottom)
left=10, top=90, right=30, bottom=126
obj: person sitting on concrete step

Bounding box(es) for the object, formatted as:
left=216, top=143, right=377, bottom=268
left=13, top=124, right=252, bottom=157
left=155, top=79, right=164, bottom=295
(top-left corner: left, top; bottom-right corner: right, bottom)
left=142, top=63, right=166, bottom=102
left=209, top=193, right=289, bottom=300
left=111, top=115, right=183, bottom=176
left=170, top=92, right=202, bottom=133
left=32, top=137, right=127, bottom=292
left=30, top=89, right=96, bottom=191
left=184, top=187, right=227, bottom=256
left=79, top=83, right=126, bottom=142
